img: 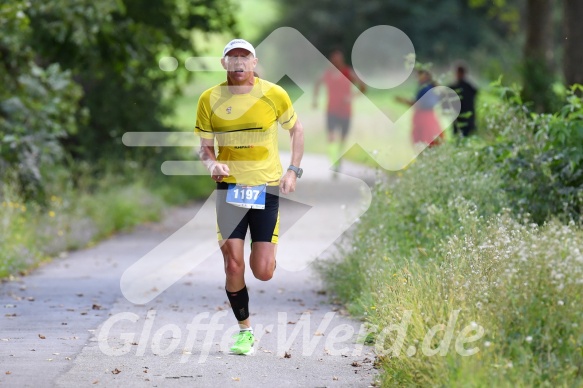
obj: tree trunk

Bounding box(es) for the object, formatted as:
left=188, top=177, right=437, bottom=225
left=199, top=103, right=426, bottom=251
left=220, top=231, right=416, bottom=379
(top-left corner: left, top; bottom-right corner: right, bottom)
left=563, top=0, right=583, bottom=87
left=522, top=0, right=555, bottom=112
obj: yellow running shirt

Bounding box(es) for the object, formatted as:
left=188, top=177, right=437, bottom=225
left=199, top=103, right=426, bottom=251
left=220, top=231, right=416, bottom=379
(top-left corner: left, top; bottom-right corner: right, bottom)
left=195, top=77, right=297, bottom=186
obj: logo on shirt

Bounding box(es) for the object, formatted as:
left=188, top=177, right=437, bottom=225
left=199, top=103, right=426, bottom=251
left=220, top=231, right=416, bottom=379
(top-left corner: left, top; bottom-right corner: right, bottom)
left=226, top=106, right=232, bottom=114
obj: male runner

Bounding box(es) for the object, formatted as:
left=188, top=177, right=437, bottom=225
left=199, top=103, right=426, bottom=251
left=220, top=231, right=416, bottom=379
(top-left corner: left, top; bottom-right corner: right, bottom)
left=195, top=39, right=304, bottom=355
left=313, top=49, right=366, bottom=171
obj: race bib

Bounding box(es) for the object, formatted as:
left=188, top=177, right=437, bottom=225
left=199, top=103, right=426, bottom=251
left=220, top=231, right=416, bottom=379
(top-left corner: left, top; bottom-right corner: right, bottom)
left=226, top=184, right=267, bottom=209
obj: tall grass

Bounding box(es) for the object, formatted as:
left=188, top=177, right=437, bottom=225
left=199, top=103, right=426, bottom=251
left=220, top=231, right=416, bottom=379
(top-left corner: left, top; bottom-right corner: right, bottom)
left=0, top=167, right=214, bottom=278
left=318, top=143, right=583, bottom=386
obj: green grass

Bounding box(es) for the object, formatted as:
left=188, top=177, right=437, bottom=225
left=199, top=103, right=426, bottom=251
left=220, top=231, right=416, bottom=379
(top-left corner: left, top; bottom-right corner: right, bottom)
left=0, top=165, right=214, bottom=278
left=317, top=142, right=583, bottom=386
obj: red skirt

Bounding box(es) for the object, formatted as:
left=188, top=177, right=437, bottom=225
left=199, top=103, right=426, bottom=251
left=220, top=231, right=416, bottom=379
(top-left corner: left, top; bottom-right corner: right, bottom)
left=412, top=110, right=443, bottom=147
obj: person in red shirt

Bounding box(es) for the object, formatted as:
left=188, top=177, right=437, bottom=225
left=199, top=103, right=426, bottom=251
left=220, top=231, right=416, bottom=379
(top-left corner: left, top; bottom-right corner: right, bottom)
left=396, top=69, right=443, bottom=148
left=313, top=49, right=366, bottom=172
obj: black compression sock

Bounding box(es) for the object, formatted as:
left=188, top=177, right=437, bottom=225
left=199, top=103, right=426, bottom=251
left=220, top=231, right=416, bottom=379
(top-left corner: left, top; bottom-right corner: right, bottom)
left=226, top=285, right=250, bottom=321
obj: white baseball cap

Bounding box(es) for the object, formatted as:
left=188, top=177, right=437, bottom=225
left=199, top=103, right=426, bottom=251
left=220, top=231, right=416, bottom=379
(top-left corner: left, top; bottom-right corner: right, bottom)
left=223, top=39, right=256, bottom=57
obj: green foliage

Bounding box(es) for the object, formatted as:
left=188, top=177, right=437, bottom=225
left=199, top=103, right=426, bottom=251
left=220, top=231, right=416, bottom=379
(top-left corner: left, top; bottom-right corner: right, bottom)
left=318, top=140, right=583, bottom=385
left=486, top=82, right=583, bottom=223
left=1, top=0, right=237, bottom=201
left=318, top=144, right=507, bottom=314
left=26, top=0, right=237, bottom=162
left=0, top=1, right=85, bottom=200
left=0, top=162, right=214, bottom=278
left=269, top=0, right=517, bottom=64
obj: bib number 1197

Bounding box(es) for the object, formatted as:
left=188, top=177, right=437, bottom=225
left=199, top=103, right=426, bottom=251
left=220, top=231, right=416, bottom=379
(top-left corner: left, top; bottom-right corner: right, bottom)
left=226, top=184, right=267, bottom=209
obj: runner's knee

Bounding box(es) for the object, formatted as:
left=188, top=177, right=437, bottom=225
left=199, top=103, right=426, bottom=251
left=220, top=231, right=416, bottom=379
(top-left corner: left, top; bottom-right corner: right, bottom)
left=250, top=256, right=275, bottom=281
left=252, top=266, right=273, bottom=281
left=224, top=257, right=245, bottom=278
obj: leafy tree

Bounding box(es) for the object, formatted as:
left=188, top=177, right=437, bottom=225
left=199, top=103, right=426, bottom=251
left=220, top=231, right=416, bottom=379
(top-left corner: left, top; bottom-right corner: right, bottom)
left=563, top=0, right=583, bottom=88
left=268, top=0, right=514, bottom=64
left=521, top=0, right=556, bottom=112
left=0, top=1, right=84, bottom=201
left=26, top=0, right=237, bottom=161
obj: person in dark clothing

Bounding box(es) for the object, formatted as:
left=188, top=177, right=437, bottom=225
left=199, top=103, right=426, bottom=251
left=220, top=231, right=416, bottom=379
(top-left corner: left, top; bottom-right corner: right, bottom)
left=448, top=65, right=478, bottom=137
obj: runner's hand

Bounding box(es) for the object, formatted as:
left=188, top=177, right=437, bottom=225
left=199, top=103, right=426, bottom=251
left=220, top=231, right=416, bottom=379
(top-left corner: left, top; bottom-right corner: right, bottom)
left=210, top=162, right=230, bottom=182
left=280, top=170, right=297, bottom=195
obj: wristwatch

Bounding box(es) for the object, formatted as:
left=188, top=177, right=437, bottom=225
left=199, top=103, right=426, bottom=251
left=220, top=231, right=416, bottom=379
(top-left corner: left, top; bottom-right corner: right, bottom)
left=287, top=165, right=303, bottom=178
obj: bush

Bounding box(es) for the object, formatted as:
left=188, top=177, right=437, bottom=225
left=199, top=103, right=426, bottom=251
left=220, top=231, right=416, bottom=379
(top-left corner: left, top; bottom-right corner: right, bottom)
left=318, top=134, right=583, bottom=385
left=486, top=83, right=583, bottom=224
left=318, top=143, right=507, bottom=315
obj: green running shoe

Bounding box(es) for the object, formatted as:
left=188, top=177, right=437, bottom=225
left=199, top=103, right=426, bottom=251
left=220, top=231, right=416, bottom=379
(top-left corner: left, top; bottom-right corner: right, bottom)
left=230, top=330, right=255, bottom=355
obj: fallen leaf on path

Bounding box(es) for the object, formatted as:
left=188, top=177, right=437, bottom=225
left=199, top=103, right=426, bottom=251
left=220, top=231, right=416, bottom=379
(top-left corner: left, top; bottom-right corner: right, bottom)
left=5, top=371, right=11, bottom=375
left=38, top=334, right=46, bottom=339
left=5, top=313, right=17, bottom=317
left=112, top=368, right=121, bottom=375
left=287, top=321, right=296, bottom=325
left=65, top=357, right=72, bottom=361
left=262, top=349, right=272, bottom=353
left=27, top=297, right=35, bottom=301
left=333, top=376, right=339, bottom=380
left=284, top=352, right=292, bottom=358
left=232, top=377, right=240, bottom=381
left=314, top=331, right=324, bottom=336
left=351, top=361, right=361, bottom=367
left=92, top=380, right=98, bottom=384
left=52, top=353, right=60, bottom=355
left=92, top=304, right=102, bottom=310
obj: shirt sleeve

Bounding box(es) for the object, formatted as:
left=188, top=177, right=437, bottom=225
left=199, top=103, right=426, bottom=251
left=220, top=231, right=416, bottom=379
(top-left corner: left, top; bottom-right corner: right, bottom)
left=194, top=93, right=214, bottom=140
left=275, top=86, right=297, bottom=130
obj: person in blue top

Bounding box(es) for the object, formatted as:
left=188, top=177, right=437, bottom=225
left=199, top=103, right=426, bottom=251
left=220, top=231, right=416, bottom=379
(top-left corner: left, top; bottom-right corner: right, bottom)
left=396, top=69, right=443, bottom=147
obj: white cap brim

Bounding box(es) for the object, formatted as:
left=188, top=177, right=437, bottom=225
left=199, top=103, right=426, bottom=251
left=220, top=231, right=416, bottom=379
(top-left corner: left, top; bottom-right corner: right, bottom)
left=223, top=39, right=256, bottom=57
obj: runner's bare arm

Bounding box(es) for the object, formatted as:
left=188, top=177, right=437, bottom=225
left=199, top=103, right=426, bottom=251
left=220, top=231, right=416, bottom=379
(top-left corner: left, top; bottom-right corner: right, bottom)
left=199, top=138, right=229, bottom=181
left=349, top=69, right=367, bottom=94
left=280, top=119, right=304, bottom=195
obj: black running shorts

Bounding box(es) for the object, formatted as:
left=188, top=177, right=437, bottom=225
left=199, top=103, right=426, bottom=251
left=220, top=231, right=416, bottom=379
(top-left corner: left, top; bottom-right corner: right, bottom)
left=327, top=113, right=351, bottom=138
left=216, top=182, right=280, bottom=244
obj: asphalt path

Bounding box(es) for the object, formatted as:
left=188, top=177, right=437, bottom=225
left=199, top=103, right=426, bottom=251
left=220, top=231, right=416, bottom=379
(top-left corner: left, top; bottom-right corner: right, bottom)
left=0, top=153, right=381, bottom=387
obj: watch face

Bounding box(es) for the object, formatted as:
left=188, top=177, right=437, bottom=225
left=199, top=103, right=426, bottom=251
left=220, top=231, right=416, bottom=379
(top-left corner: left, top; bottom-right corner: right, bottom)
left=297, top=168, right=303, bottom=178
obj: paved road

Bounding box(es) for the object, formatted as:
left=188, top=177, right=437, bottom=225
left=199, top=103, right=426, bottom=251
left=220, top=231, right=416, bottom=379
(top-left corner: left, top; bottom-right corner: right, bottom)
left=0, top=153, right=381, bottom=387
